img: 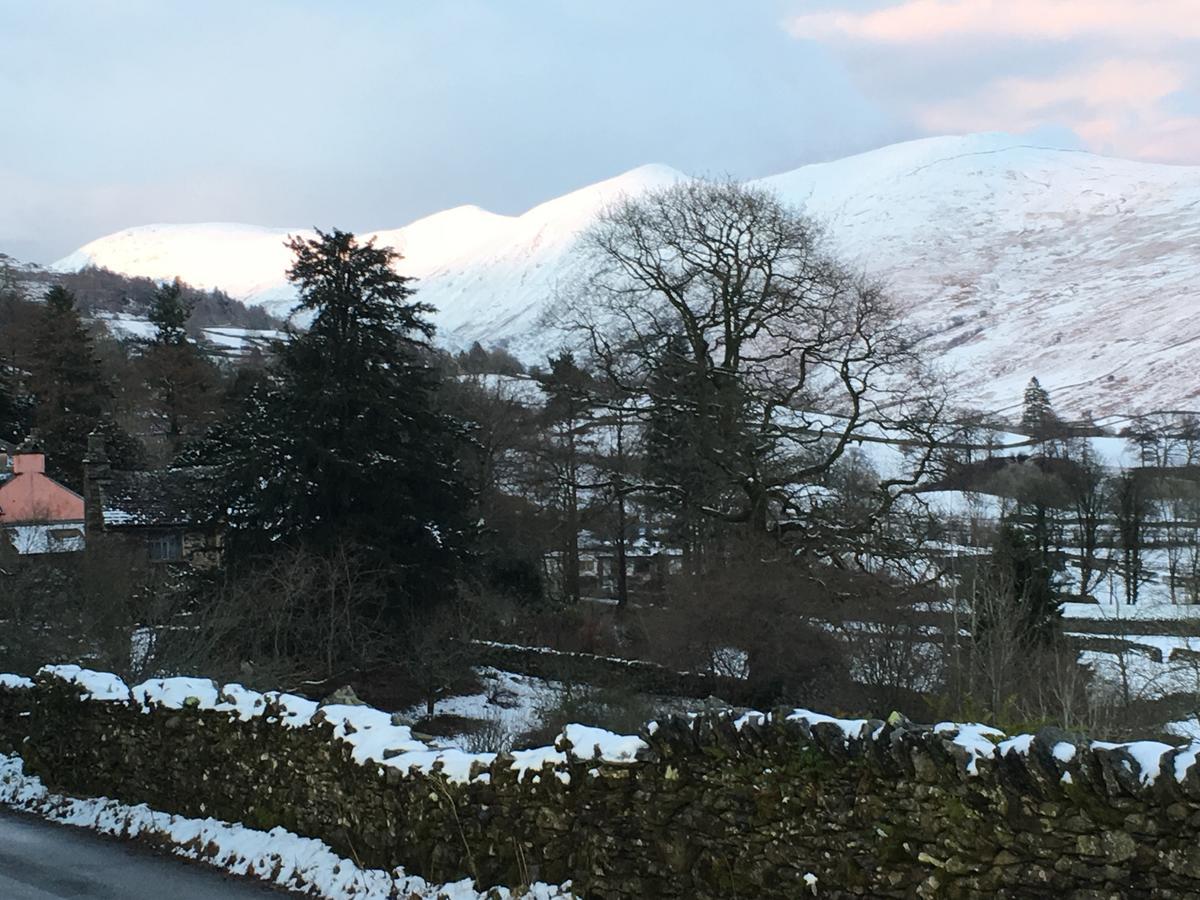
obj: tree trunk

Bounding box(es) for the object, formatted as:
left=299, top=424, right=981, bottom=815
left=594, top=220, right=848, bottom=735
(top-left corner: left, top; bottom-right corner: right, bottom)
left=614, top=414, right=629, bottom=607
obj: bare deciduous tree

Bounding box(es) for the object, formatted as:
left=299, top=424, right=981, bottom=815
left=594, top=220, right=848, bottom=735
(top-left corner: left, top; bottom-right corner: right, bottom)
left=552, top=179, right=946, bottom=559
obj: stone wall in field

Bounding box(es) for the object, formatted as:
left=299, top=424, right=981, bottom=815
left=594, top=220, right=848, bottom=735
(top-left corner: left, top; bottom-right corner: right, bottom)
left=3, top=667, right=1200, bottom=898
left=466, top=639, right=747, bottom=702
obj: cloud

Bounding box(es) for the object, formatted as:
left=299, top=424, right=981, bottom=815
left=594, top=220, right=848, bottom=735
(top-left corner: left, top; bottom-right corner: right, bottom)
left=785, top=1, right=1200, bottom=163
left=915, top=59, right=1200, bottom=161
left=789, top=1, right=1200, bottom=45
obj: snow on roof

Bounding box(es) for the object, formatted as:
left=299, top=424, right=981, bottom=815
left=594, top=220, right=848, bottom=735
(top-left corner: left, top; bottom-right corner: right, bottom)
left=98, top=467, right=216, bottom=528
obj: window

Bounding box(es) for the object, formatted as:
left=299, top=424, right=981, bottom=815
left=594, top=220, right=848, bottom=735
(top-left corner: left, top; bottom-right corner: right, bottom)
left=147, top=533, right=183, bottom=562
left=47, top=528, right=84, bottom=551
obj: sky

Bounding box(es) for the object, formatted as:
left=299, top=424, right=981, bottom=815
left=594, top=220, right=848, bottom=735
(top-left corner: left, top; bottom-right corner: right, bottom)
left=2, top=1, right=1199, bottom=264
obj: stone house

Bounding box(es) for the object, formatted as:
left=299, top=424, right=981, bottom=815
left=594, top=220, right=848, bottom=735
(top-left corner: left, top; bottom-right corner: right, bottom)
left=0, top=438, right=86, bottom=556
left=547, top=530, right=683, bottom=599
left=82, top=434, right=223, bottom=569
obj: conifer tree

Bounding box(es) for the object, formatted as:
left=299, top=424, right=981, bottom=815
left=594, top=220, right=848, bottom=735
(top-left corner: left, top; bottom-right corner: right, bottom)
left=0, top=279, right=30, bottom=442
left=0, top=363, right=29, bottom=444
left=220, top=229, right=471, bottom=613
left=642, top=333, right=750, bottom=564
left=27, top=286, right=109, bottom=485
left=977, top=522, right=1062, bottom=646
left=148, top=278, right=191, bottom=345
left=537, top=352, right=596, bottom=602
left=1021, top=377, right=1055, bottom=437
left=140, top=278, right=220, bottom=460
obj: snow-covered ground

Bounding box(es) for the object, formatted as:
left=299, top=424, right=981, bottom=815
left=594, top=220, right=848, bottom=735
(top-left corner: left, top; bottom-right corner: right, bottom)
left=0, top=753, right=573, bottom=900
left=393, top=667, right=561, bottom=750
left=390, top=666, right=704, bottom=753
left=1080, top=642, right=1200, bottom=703
left=10, top=663, right=1200, bottom=899
left=1063, top=600, right=1200, bottom=622
left=95, top=311, right=282, bottom=356
left=53, top=132, right=1200, bottom=415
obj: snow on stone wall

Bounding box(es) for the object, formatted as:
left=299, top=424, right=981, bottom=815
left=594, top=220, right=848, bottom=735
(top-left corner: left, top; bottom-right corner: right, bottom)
left=5, top=668, right=1200, bottom=897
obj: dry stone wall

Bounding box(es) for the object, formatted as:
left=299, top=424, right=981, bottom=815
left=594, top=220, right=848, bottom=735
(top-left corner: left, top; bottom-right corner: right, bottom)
left=3, top=668, right=1200, bottom=898
left=466, top=640, right=748, bottom=702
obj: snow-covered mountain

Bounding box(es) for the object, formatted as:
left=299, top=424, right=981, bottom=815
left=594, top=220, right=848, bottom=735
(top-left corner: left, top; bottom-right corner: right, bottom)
left=53, top=134, right=1200, bottom=416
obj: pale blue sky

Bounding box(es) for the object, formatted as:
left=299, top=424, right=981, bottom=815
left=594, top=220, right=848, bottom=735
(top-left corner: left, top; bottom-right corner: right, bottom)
left=3, top=1, right=1197, bottom=263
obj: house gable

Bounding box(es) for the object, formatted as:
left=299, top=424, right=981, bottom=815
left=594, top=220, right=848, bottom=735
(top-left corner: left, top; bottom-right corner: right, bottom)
left=0, top=455, right=85, bottom=525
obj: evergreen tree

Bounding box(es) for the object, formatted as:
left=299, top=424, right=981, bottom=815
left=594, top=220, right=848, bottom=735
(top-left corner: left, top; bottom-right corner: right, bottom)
left=1021, top=377, right=1055, bottom=437
left=537, top=352, right=595, bottom=603
left=1112, top=471, right=1149, bottom=606
left=27, top=286, right=110, bottom=485
left=220, top=229, right=471, bottom=613
left=977, top=522, right=1062, bottom=646
left=140, top=279, right=221, bottom=461
left=0, top=362, right=30, bottom=443
left=147, top=278, right=192, bottom=346
left=0, top=279, right=28, bottom=441
left=642, top=333, right=753, bottom=565
left=1063, top=443, right=1108, bottom=601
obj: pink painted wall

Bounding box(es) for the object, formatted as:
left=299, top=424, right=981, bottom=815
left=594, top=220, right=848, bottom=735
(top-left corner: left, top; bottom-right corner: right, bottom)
left=0, top=453, right=84, bottom=523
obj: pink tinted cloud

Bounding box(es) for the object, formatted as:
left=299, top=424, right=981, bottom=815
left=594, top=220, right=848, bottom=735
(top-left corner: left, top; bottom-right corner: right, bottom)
left=789, top=0, right=1200, bottom=44
left=786, top=2, right=1200, bottom=162
left=916, top=60, right=1199, bottom=162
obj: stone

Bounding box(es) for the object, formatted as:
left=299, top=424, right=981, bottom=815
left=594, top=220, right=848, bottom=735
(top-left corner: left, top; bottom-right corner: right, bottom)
left=319, top=685, right=365, bottom=707
left=5, top=673, right=1200, bottom=898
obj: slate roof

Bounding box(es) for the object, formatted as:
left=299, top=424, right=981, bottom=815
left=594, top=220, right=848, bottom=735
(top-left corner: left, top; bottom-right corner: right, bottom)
left=99, top=466, right=218, bottom=528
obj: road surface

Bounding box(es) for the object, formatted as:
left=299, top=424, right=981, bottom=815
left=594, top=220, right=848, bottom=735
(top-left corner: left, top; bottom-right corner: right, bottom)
left=0, top=809, right=299, bottom=898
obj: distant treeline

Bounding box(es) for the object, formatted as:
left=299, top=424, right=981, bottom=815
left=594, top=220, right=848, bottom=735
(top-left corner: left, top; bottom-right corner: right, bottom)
left=59, top=266, right=282, bottom=331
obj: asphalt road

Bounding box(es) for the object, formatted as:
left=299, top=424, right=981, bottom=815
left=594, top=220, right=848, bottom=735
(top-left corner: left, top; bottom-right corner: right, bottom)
left=0, top=809, right=299, bottom=899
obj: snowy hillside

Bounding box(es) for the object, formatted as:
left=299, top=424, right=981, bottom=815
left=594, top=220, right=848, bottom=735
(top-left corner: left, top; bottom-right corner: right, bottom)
left=54, top=134, right=1200, bottom=415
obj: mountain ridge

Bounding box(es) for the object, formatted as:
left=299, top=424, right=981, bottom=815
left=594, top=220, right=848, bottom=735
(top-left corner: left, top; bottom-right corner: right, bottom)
left=52, top=134, right=1200, bottom=415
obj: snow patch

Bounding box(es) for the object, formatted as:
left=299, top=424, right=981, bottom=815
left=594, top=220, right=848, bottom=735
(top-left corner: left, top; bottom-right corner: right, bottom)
left=133, top=677, right=222, bottom=710
left=1053, top=742, right=1078, bottom=764
left=40, top=665, right=132, bottom=702
left=997, top=734, right=1034, bottom=757
left=1094, top=740, right=1174, bottom=786
left=560, top=724, right=647, bottom=762
left=933, top=722, right=1005, bottom=775
left=0, top=753, right=573, bottom=900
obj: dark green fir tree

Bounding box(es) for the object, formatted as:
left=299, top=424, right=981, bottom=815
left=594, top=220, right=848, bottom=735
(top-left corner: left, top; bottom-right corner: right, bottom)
left=140, top=278, right=221, bottom=460
left=220, top=229, right=473, bottom=613
left=147, top=278, right=192, bottom=346
left=27, top=286, right=111, bottom=486
left=1021, top=376, right=1055, bottom=437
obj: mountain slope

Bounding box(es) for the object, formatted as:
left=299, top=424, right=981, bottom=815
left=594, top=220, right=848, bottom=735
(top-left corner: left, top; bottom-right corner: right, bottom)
left=53, top=135, right=1200, bottom=415
left=759, top=133, right=1200, bottom=417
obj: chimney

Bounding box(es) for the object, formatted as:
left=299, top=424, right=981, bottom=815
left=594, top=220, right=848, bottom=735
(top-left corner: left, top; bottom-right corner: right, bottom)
left=12, top=434, right=45, bottom=475
left=83, top=431, right=110, bottom=479
left=83, top=431, right=111, bottom=536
